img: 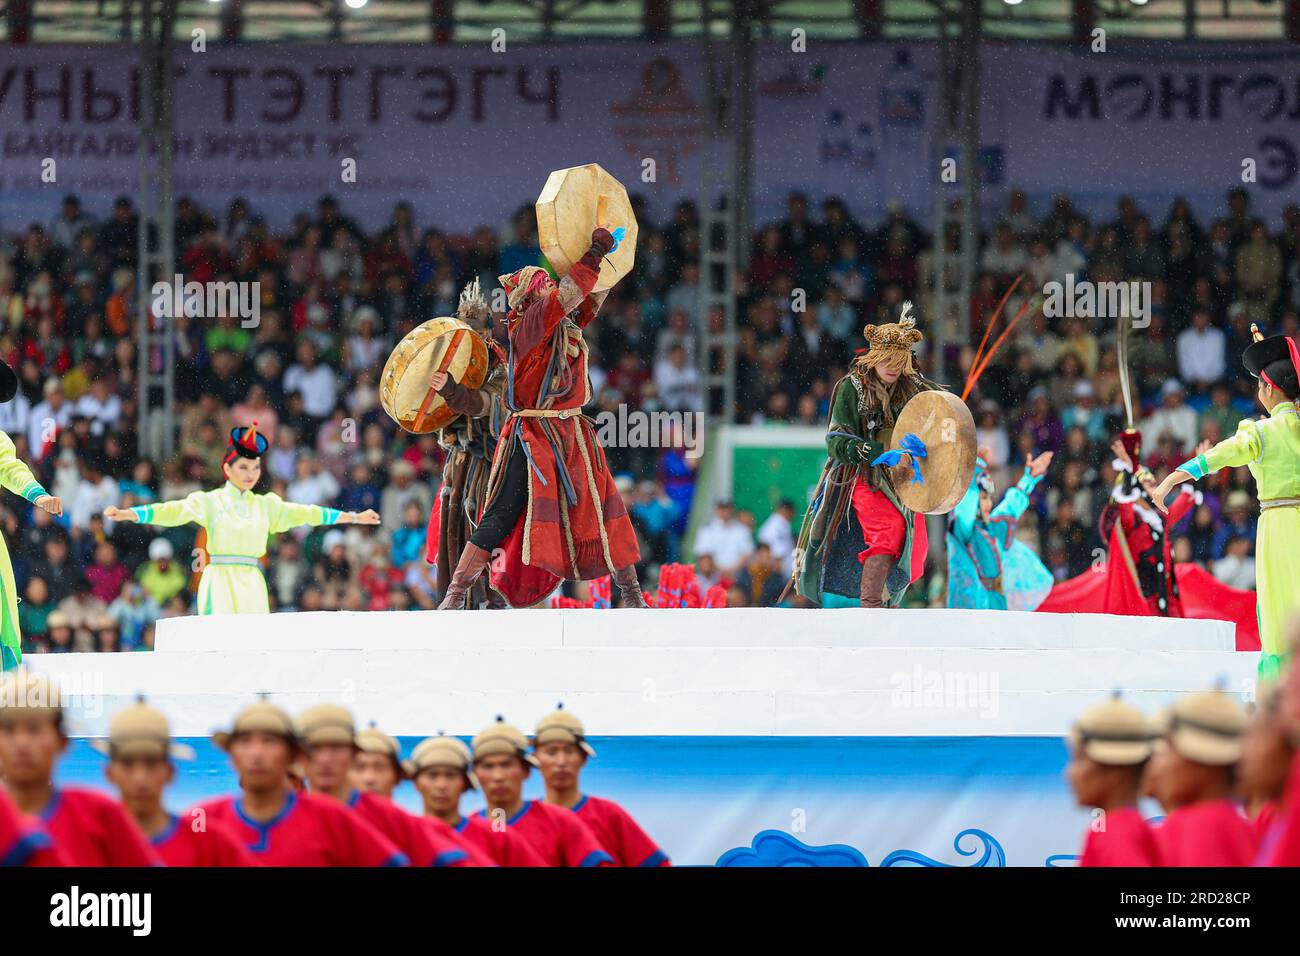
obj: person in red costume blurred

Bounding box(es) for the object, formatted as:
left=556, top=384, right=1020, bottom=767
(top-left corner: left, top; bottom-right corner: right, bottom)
left=1257, top=619, right=1300, bottom=865
left=1065, top=694, right=1157, bottom=867
left=1144, top=690, right=1257, bottom=866
left=438, top=227, right=647, bottom=609
left=1100, top=428, right=1204, bottom=617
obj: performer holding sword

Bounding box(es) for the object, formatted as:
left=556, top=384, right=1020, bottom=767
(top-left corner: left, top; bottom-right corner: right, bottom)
left=1150, top=326, right=1300, bottom=679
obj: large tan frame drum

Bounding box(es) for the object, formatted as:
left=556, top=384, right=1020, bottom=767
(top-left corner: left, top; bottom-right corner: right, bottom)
left=536, top=163, right=638, bottom=293
left=380, top=317, right=488, bottom=435
left=886, top=391, right=977, bottom=515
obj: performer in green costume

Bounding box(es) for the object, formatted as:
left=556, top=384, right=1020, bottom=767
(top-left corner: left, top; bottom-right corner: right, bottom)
left=1152, top=327, right=1300, bottom=680
left=0, top=360, right=63, bottom=670
left=104, top=424, right=379, bottom=615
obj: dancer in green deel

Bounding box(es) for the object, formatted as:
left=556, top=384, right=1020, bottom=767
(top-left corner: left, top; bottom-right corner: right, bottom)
left=0, top=361, right=63, bottom=670
left=1152, top=326, right=1300, bottom=680
left=104, top=424, right=379, bottom=615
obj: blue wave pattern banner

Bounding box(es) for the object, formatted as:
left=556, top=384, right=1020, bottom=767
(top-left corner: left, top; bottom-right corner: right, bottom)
left=54, top=735, right=1097, bottom=867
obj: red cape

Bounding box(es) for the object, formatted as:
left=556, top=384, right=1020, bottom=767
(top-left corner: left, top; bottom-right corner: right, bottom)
left=1038, top=545, right=1260, bottom=652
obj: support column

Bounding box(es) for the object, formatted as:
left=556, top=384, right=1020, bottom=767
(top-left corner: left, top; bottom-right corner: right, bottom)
left=137, top=0, right=179, bottom=462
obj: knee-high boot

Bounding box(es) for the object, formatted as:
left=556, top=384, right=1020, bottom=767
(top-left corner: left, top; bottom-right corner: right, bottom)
left=859, top=553, right=894, bottom=608
left=438, top=544, right=492, bottom=610
left=612, top=565, right=650, bottom=608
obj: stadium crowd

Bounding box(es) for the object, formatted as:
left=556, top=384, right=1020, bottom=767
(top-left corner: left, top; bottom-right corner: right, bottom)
left=0, top=184, right=1290, bottom=651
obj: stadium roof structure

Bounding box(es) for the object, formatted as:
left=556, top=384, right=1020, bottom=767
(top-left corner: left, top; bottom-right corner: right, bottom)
left=1, top=0, right=1294, bottom=44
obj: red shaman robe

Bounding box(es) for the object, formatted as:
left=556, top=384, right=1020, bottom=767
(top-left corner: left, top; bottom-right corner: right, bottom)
left=484, top=262, right=639, bottom=606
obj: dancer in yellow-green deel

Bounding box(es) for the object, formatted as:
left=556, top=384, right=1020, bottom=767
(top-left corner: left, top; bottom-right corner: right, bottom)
left=0, top=362, right=63, bottom=670
left=103, top=424, right=379, bottom=615
left=1152, top=327, right=1300, bottom=681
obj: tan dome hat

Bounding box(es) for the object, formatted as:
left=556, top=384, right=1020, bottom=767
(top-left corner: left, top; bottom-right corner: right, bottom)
left=0, top=670, right=64, bottom=724
left=295, top=703, right=357, bottom=748
left=356, top=723, right=407, bottom=779
left=1166, top=689, right=1248, bottom=766
left=471, top=716, right=539, bottom=767
left=1068, top=694, right=1153, bottom=766
left=533, top=702, right=596, bottom=757
left=213, top=698, right=297, bottom=751
left=404, top=734, right=479, bottom=791
left=91, top=697, right=195, bottom=761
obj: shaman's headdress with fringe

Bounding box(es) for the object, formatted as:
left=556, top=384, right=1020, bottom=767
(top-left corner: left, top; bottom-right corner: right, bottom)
left=857, top=300, right=924, bottom=375
left=456, top=277, right=489, bottom=325
left=457, top=277, right=507, bottom=363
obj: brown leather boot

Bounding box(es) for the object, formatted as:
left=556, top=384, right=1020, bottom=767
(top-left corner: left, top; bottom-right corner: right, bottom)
left=612, top=565, right=650, bottom=608
left=438, top=544, right=492, bottom=610
left=859, top=553, right=894, bottom=608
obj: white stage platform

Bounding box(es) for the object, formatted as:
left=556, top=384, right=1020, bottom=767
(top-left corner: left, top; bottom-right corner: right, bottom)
left=28, top=607, right=1252, bottom=739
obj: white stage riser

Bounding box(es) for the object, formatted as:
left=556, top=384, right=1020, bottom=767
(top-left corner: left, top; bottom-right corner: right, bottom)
left=25, top=609, right=1252, bottom=739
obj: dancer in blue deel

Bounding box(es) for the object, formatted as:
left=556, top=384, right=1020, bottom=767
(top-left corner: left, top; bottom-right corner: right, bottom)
left=946, top=450, right=1055, bottom=611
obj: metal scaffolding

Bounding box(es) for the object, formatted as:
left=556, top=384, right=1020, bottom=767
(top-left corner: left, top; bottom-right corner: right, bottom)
left=929, top=0, right=981, bottom=386
left=136, top=0, right=178, bottom=460
left=696, top=0, right=745, bottom=427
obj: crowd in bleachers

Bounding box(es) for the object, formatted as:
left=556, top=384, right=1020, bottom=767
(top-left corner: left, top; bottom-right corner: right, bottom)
left=0, top=182, right=1290, bottom=649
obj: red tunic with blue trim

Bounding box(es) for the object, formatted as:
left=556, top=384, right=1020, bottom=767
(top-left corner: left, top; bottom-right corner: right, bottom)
left=1154, top=799, right=1257, bottom=866
left=150, top=812, right=257, bottom=867
left=40, top=787, right=160, bottom=867
left=1078, top=806, right=1156, bottom=867
left=573, top=794, right=669, bottom=867
left=0, top=788, right=65, bottom=867
left=453, top=812, right=547, bottom=867
left=197, top=791, right=407, bottom=867
left=478, top=798, right=613, bottom=868
left=347, top=790, right=472, bottom=867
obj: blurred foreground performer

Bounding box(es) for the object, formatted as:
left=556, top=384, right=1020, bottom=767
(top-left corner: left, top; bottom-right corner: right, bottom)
left=1256, top=620, right=1300, bottom=865
left=1237, top=682, right=1293, bottom=843
left=1153, top=328, right=1300, bottom=680
left=407, top=733, right=538, bottom=866
left=199, top=699, right=408, bottom=866
left=789, top=303, right=941, bottom=608
left=438, top=227, right=647, bottom=610
left=1147, top=690, right=1256, bottom=866
left=533, top=704, right=669, bottom=867
left=104, top=425, right=378, bottom=614
left=0, top=670, right=158, bottom=866
left=946, top=450, right=1054, bottom=611
left=0, top=358, right=63, bottom=671
left=427, top=280, right=510, bottom=608
left=296, top=704, right=471, bottom=867
left=100, top=698, right=253, bottom=867
left=0, top=786, right=65, bottom=867
left=1065, top=694, right=1156, bottom=866
left=351, top=724, right=406, bottom=800
left=471, top=716, right=613, bottom=867
left=353, top=723, right=493, bottom=866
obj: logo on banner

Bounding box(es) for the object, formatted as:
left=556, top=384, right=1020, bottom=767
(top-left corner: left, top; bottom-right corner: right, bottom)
left=609, top=58, right=704, bottom=188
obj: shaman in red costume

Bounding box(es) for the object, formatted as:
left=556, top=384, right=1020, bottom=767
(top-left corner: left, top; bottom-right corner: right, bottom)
left=438, top=228, right=647, bottom=609
left=1098, top=429, right=1198, bottom=617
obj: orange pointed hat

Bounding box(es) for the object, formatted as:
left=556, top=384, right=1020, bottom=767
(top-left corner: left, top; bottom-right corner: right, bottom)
left=225, top=421, right=269, bottom=463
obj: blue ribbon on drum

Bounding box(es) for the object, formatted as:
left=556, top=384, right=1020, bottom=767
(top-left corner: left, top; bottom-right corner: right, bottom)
left=870, top=433, right=928, bottom=485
